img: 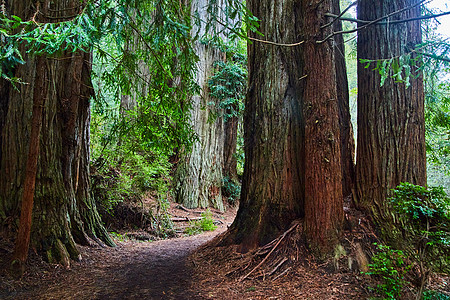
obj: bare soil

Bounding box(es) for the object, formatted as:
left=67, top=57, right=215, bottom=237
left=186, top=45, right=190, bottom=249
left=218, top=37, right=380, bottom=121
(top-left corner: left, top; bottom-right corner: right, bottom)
left=0, top=205, right=234, bottom=300
left=1, top=203, right=449, bottom=300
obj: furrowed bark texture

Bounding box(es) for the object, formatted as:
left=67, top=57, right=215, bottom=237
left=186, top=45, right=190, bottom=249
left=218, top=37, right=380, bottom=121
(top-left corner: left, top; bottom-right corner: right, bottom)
left=13, top=57, right=47, bottom=266
left=174, top=0, right=235, bottom=211
left=333, top=0, right=356, bottom=198
left=219, top=0, right=343, bottom=255
left=224, top=0, right=305, bottom=251
left=0, top=0, right=114, bottom=265
left=302, top=0, right=343, bottom=254
left=119, top=8, right=149, bottom=114
left=356, top=0, right=426, bottom=241
left=223, top=112, right=239, bottom=181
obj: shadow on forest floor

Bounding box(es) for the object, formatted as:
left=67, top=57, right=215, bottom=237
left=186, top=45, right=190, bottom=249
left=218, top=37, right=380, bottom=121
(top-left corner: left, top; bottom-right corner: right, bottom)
left=1, top=203, right=449, bottom=299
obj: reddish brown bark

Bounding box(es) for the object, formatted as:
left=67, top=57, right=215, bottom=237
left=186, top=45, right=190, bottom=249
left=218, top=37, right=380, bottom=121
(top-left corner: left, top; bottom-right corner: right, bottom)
left=12, top=57, right=47, bottom=269
left=219, top=0, right=304, bottom=252
left=218, top=0, right=343, bottom=256
left=333, top=0, right=356, bottom=198
left=1, top=0, right=114, bottom=266
left=356, top=0, right=426, bottom=240
left=303, top=0, right=343, bottom=254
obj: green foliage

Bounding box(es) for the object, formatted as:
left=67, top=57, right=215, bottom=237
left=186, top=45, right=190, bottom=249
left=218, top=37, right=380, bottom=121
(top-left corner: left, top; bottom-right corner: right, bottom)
left=367, top=183, right=450, bottom=299
left=91, top=144, right=172, bottom=213
left=388, top=183, right=450, bottom=298
left=200, top=0, right=260, bottom=42
left=426, top=79, right=450, bottom=180
left=366, top=243, right=411, bottom=300
left=152, top=197, right=174, bottom=238
left=423, top=290, right=450, bottom=300
left=390, top=183, right=450, bottom=266
left=360, top=54, right=415, bottom=88
left=184, top=209, right=217, bottom=236
left=205, top=39, right=247, bottom=121
left=222, top=176, right=241, bottom=205
left=110, top=231, right=128, bottom=242
left=208, top=59, right=246, bottom=119
left=391, top=183, right=450, bottom=223
left=92, top=0, right=199, bottom=153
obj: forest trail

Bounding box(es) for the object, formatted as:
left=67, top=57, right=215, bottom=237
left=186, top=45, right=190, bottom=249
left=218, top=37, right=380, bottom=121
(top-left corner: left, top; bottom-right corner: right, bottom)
left=2, top=229, right=223, bottom=300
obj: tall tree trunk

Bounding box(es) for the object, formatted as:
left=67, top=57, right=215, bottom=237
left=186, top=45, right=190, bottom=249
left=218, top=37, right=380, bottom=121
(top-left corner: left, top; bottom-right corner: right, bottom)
left=355, top=0, right=426, bottom=242
left=302, top=0, right=343, bottom=255
left=223, top=112, right=239, bottom=182
left=221, top=0, right=305, bottom=251
left=174, top=45, right=225, bottom=210
left=0, top=0, right=114, bottom=265
left=174, top=0, right=233, bottom=211
left=12, top=57, right=47, bottom=273
left=119, top=9, right=149, bottom=115
left=218, top=0, right=343, bottom=256
left=333, top=0, right=355, bottom=198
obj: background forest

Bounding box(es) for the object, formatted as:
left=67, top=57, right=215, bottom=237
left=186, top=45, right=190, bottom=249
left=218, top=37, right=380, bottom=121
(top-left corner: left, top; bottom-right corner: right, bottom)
left=1, top=0, right=450, bottom=299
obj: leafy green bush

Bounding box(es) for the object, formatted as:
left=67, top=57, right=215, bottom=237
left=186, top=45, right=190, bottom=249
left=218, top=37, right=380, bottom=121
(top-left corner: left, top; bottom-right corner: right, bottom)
left=425, top=80, right=450, bottom=180
left=222, top=176, right=241, bottom=205
left=366, top=243, right=412, bottom=300
left=184, top=209, right=217, bottom=236
left=389, top=183, right=450, bottom=298
left=423, top=290, right=450, bottom=300
left=90, top=108, right=174, bottom=235
left=208, top=59, right=246, bottom=121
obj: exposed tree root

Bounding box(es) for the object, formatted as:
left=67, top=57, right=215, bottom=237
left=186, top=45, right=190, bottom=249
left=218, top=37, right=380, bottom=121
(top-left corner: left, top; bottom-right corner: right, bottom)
left=239, top=222, right=300, bottom=281
left=191, top=220, right=308, bottom=283
left=192, top=199, right=386, bottom=282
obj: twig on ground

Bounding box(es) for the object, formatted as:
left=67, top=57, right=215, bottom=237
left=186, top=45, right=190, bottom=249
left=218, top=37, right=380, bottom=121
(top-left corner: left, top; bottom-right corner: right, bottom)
left=239, top=223, right=298, bottom=282
left=268, top=257, right=289, bottom=276
left=272, top=267, right=292, bottom=281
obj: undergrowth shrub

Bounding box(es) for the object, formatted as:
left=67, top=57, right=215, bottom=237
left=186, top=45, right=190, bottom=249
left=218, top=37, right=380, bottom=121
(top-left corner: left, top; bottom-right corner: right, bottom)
left=366, top=243, right=412, bottom=300
left=222, top=176, right=241, bottom=205
left=184, top=209, right=217, bottom=236
left=389, top=183, right=450, bottom=298
left=423, top=290, right=450, bottom=300
left=90, top=114, right=174, bottom=235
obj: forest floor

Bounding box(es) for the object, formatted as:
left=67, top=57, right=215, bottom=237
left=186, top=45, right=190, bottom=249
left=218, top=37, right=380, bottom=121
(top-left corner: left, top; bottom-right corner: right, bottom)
left=1, top=202, right=449, bottom=299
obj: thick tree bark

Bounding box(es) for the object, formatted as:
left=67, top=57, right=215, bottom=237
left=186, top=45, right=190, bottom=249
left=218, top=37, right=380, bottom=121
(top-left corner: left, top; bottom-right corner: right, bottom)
left=303, top=0, right=343, bottom=255
left=218, top=0, right=343, bottom=256
left=356, top=0, right=426, bottom=241
left=119, top=9, right=149, bottom=115
left=223, top=112, right=239, bottom=181
left=174, top=0, right=233, bottom=211
left=221, top=0, right=305, bottom=252
left=333, top=0, right=355, bottom=198
left=0, top=0, right=114, bottom=265
left=174, top=51, right=225, bottom=210
left=12, top=57, right=47, bottom=271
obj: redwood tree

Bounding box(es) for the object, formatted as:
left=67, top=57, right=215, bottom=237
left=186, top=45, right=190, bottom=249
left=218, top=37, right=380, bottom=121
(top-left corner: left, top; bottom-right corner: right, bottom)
left=355, top=0, right=426, bottom=240
left=0, top=0, right=114, bottom=265
left=219, top=0, right=343, bottom=255
left=333, top=0, right=356, bottom=198
left=174, top=0, right=238, bottom=211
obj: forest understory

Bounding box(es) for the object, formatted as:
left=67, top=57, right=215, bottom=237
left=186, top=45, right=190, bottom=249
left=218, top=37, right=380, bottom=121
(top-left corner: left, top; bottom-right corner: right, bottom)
left=1, top=198, right=448, bottom=299
left=1, top=0, right=450, bottom=299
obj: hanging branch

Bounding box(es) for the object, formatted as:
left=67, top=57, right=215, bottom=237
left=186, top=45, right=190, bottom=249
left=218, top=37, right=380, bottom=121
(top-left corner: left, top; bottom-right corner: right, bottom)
left=324, top=10, right=450, bottom=26
left=417, top=51, right=450, bottom=63
left=247, top=37, right=304, bottom=47
left=201, top=6, right=305, bottom=47
left=320, top=0, right=357, bottom=29
left=317, top=0, right=428, bottom=44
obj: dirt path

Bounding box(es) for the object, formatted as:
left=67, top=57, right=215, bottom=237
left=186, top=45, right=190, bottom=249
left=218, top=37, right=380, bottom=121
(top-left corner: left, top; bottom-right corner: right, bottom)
left=1, top=230, right=223, bottom=300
